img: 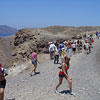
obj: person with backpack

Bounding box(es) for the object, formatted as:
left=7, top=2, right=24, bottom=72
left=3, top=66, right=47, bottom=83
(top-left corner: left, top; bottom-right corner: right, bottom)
left=0, top=64, right=8, bottom=100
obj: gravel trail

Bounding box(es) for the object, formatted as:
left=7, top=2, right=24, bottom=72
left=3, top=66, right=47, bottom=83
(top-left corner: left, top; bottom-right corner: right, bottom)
left=5, top=38, right=100, bottom=100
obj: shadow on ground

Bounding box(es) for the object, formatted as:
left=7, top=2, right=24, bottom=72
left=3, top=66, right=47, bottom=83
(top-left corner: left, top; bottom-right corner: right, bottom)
left=6, top=98, right=15, bottom=100
left=60, top=90, right=71, bottom=94
left=30, top=72, right=40, bottom=77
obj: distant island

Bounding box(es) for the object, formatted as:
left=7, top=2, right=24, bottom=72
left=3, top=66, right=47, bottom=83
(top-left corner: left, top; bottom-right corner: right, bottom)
left=0, top=25, right=18, bottom=36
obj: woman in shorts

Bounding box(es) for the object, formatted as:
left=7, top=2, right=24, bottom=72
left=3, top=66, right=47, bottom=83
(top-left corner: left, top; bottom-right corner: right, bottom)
left=30, top=50, right=39, bottom=76
left=55, top=56, right=75, bottom=95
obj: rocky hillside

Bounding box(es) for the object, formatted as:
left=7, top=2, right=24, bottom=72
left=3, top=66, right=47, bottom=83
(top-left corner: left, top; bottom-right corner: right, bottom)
left=0, top=26, right=100, bottom=67
left=0, top=36, right=15, bottom=67
left=10, top=26, right=100, bottom=66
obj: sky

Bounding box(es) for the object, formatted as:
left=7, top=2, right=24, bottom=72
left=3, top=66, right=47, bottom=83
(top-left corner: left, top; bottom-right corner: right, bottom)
left=0, top=0, right=100, bottom=29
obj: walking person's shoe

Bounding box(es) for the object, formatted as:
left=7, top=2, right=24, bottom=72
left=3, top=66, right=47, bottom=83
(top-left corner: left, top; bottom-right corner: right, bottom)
left=70, top=91, right=75, bottom=95
left=29, top=73, right=32, bottom=77
left=55, top=90, right=59, bottom=94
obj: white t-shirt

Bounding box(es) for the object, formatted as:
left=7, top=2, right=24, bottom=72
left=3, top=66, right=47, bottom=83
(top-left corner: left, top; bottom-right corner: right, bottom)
left=49, top=44, right=56, bottom=52
left=72, top=43, right=76, bottom=48
left=85, top=43, right=89, bottom=49
left=55, top=48, right=59, bottom=55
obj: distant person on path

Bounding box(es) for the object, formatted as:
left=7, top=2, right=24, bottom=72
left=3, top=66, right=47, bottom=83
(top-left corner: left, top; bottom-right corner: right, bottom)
left=55, top=56, right=75, bottom=95
left=59, top=42, right=64, bottom=55
left=68, top=42, right=72, bottom=57
left=91, top=38, right=94, bottom=48
left=72, top=41, right=76, bottom=54
left=97, top=33, right=100, bottom=39
left=61, top=48, right=66, bottom=64
left=64, top=41, right=68, bottom=56
left=0, top=64, right=8, bottom=100
left=54, top=46, right=60, bottom=64
left=77, top=40, right=80, bottom=52
left=84, top=41, right=89, bottom=54
left=83, top=34, right=86, bottom=40
left=30, top=50, right=39, bottom=76
left=49, top=42, right=56, bottom=59
left=95, top=31, right=99, bottom=39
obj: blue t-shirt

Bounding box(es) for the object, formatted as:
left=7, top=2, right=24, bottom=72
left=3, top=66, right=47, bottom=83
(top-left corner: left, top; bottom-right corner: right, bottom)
left=60, top=43, right=64, bottom=50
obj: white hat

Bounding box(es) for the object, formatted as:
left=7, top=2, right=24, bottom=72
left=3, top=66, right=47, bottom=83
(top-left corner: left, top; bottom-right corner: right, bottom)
left=62, top=48, right=65, bottom=50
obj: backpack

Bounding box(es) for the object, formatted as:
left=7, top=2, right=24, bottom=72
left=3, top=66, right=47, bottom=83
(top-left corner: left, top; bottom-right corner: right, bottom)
left=0, top=67, right=8, bottom=76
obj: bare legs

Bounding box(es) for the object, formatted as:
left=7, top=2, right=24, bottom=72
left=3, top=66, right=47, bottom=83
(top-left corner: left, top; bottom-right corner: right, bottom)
left=30, top=64, right=37, bottom=75
left=56, top=77, right=72, bottom=92
left=56, top=77, right=63, bottom=90
left=65, top=77, right=72, bottom=92
left=0, top=88, right=4, bottom=100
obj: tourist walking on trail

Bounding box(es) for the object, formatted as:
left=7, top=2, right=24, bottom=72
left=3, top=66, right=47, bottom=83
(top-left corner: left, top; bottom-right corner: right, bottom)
left=54, top=46, right=60, bottom=64
left=95, top=31, right=99, bottom=39
left=68, top=42, right=72, bottom=57
left=30, top=50, right=39, bottom=76
left=49, top=42, right=56, bottom=59
left=83, top=34, right=86, bottom=40
left=77, top=40, right=82, bottom=52
left=0, top=64, right=8, bottom=100
left=97, top=33, right=100, bottom=39
left=84, top=41, right=89, bottom=54
left=59, top=42, right=64, bottom=55
left=64, top=41, right=68, bottom=56
left=61, top=48, right=66, bottom=64
left=72, top=42, right=76, bottom=54
left=91, top=38, right=94, bottom=48
left=55, top=56, right=75, bottom=95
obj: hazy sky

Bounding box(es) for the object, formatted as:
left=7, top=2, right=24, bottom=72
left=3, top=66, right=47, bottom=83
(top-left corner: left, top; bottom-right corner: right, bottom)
left=0, top=0, right=100, bottom=29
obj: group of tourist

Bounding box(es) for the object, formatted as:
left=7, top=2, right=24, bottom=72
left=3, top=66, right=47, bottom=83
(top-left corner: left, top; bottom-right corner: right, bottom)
left=49, top=39, right=83, bottom=64
left=48, top=33, right=96, bottom=95
left=0, top=31, right=99, bottom=100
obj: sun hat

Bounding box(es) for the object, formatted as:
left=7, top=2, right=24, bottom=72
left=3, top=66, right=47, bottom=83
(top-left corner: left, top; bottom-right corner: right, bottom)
left=62, top=48, right=65, bottom=50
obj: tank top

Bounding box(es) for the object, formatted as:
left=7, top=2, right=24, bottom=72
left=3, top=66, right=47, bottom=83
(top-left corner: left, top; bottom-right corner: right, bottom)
left=32, top=52, right=36, bottom=60
left=61, top=51, right=65, bottom=58
left=59, top=66, right=67, bottom=75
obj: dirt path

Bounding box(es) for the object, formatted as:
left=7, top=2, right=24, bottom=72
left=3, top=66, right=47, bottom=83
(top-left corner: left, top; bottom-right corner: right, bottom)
left=5, top=38, right=100, bottom=100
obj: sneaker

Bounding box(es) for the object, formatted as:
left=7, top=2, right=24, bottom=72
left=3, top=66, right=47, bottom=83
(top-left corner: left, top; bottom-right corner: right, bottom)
left=55, top=90, right=59, bottom=94
left=70, top=91, right=75, bottom=95
left=29, top=73, right=32, bottom=76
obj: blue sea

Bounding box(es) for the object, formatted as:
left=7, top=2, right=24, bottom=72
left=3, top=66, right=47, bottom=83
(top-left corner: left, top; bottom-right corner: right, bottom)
left=0, top=33, right=15, bottom=37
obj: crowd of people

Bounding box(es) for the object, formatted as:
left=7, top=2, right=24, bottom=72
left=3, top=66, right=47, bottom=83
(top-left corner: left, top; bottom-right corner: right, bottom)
left=0, top=32, right=99, bottom=100
left=48, top=32, right=98, bottom=95
left=49, top=32, right=97, bottom=63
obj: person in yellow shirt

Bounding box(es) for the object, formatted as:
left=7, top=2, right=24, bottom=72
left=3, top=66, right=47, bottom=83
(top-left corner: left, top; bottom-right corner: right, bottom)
left=61, top=48, right=65, bottom=64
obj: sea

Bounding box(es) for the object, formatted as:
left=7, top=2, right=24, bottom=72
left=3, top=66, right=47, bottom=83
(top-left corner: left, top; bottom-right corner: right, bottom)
left=0, top=33, right=15, bottom=37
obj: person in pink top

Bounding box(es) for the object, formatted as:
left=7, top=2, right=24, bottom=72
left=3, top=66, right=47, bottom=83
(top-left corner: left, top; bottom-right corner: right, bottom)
left=30, top=50, right=39, bottom=76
